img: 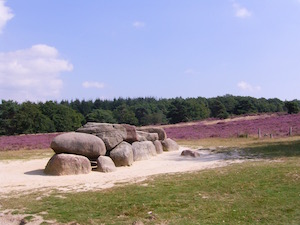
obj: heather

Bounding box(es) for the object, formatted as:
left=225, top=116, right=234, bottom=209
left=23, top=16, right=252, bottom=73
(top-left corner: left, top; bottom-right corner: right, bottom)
left=0, top=133, right=60, bottom=151
left=2, top=113, right=300, bottom=151
left=165, top=113, right=300, bottom=139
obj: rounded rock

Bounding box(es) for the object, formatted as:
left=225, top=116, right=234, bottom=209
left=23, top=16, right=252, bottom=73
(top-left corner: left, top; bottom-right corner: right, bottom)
left=181, top=149, right=201, bottom=158
left=132, top=141, right=157, bottom=161
left=161, top=138, right=179, bottom=151
left=96, top=156, right=116, bottom=173
left=110, top=141, right=133, bottom=167
left=44, top=153, right=91, bottom=176
left=51, top=132, right=106, bottom=160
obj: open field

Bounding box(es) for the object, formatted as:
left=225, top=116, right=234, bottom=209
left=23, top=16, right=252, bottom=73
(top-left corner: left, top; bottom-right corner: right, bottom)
left=177, top=135, right=300, bottom=150
left=0, top=133, right=60, bottom=151
left=0, top=148, right=53, bottom=161
left=1, top=114, right=300, bottom=224
left=165, top=113, right=300, bottom=139
left=1, top=113, right=300, bottom=151
left=0, top=137, right=300, bottom=224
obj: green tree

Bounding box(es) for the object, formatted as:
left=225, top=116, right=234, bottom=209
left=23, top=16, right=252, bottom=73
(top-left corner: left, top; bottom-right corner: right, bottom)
left=79, top=100, right=93, bottom=116
left=135, top=107, right=150, bottom=126
left=209, top=99, right=229, bottom=119
left=167, top=98, right=189, bottom=124
left=40, top=101, right=84, bottom=132
left=86, top=109, right=117, bottom=123
left=186, top=98, right=210, bottom=121
left=0, top=100, right=20, bottom=135
left=13, top=102, right=55, bottom=134
left=114, top=104, right=138, bottom=125
left=234, top=98, right=257, bottom=115
left=146, top=110, right=167, bottom=125
left=218, top=95, right=238, bottom=115
left=268, top=98, right=284, bottom=112
left=53, top=105, right=84, bottom=131
left=285, top=101, right=300, bottom=114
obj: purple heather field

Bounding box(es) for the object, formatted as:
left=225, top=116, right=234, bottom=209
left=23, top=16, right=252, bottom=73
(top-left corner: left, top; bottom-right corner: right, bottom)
left=1, top=113, right=300, bottom=151
left=0, top=133, right=60, bottom=151
left=164, top=113, right=300, bottom=139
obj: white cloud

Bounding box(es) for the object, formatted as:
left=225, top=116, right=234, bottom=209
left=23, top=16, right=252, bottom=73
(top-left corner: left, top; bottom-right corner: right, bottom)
left=82, top=81, right=105, bottom=89
left=133, top=21, right=145, bottom=28
left=0, top=0, right=14, bottom=34
left=0, top=44, right=73, bottom=102
left=232, top=3, right=252, bottom=19
left=237, top=81, right=261, bottom=92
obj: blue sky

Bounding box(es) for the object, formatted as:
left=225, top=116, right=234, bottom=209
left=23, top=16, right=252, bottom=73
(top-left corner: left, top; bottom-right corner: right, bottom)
left=0, top=0, right=300, bottom=102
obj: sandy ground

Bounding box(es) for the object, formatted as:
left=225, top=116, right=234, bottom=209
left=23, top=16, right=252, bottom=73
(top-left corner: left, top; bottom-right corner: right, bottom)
left=0, top=147, right=243, bottom=196
left=0, top=147, right=244, bottom=224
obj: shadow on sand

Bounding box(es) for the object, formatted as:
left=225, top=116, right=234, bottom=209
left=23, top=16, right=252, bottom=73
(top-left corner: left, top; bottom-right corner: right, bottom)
left=24, top=169, right=46, bottom=176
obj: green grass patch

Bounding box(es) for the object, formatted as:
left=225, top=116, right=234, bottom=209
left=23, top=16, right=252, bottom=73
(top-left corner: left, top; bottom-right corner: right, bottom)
left=177, top=136, right=300, bottom=149
left=0, top=148, right=54, bottom=161
left=244, top=140, right=300, bottom=158
left=1, top=159, right=299, bottom=224
left=178, top=136, right=300, bottom=159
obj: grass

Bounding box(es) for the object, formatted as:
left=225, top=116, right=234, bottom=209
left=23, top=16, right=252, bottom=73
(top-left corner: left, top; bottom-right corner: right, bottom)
left=1, top=159, right=299, bottom=224
left=176, top=135, right=300, bottom=149
left=0, top=148, right=54, bottom=161
left=0, top=138, right=300, bottom=224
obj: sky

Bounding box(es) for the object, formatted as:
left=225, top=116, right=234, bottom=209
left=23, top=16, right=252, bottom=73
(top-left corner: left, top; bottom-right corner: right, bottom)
left=0, top=0, right=300, bottom=102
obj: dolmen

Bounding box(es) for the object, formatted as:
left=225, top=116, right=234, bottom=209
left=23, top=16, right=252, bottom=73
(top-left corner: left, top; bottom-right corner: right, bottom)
left=44, top=123, right=179, bottom=176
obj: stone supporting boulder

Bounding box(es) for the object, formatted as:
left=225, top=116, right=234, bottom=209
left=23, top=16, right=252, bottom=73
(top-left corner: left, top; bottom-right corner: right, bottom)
left=44, top=153, right=91, bottom=176
left=136, top=131, right=159, bottom=142
left=50, top=132, right=106, bottom=159
left=161, top=138, right=179, bottom=151
left=181, top=149, right=201, bottom=158
left=153, top=140, right=163, bottom=154
left=110, top=141, right=133, bottom=167
left=96, top=156, right=116, bottom=173
left=77, top=123, right=137, bottom=150
left=137, top=127, right=167, bottom=140
left=132, top=141, right=157, bottom=161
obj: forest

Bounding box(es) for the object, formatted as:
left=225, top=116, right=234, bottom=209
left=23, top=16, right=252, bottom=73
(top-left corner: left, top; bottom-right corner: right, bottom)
left=0, top=95, right=299, bottom=136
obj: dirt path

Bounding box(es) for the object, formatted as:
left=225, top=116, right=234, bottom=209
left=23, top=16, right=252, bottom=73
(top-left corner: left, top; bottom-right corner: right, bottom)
left=0, top=147, right=244, bottom=196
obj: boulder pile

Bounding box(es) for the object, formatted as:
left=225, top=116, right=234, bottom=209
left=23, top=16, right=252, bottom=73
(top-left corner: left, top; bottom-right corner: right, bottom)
left=44, top=123, right=179, bottom=176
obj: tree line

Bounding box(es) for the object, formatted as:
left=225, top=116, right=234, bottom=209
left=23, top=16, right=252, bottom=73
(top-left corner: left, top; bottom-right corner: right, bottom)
left=0, top=95, right=299, bottom=136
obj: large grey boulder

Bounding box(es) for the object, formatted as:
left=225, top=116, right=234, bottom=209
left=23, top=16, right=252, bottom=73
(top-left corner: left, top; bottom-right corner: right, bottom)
left=77, top=123, right=137, bottom=150
left=110, top=141, right=133, bottom=167
left=137, top=131, right=159, bottom=142
left=132, top=141, right=157, bottom=161
left=153, top=140, right=163, bottom=154
left=50, top=132, right=106, bottom=159
left=161, top=138, right=179, bottom=151
left=96, top=156, right=116, bottom=173
left=44, top=153, right=91, bottom=176
left=137, top=127, right=167, bottom=140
